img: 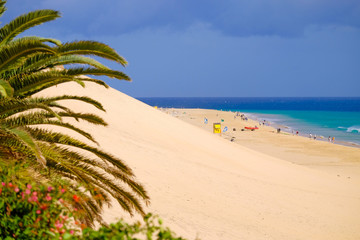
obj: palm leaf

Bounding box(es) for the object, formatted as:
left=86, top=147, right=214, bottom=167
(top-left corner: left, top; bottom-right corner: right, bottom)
left=66, top=67, right=131, bottom=81
left=10, top=36, right=62, bottom=46
left=26, top=127, right=133, bottom=176
left=3, top=127, right=46, bottom=167
left=0, top=98, right=60, bottom=119
left=56, top=41, right=128, bottom=66
left=0, top=79, right=13, bottom=97
left=0, top=39, right=55, bottom=73
left=10, top=68, right=129, bottom=97
left=0, top=9, right=60, bottom=46
left=3, top=113, right=97, bottom=143
left=0, top=0, right=6, bottom=18
left=37, top=95, right=105, bottom=111
left=18, top=54, right=109, bottom=74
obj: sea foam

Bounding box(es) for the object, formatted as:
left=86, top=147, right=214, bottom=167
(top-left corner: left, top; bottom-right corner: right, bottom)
left=346, top=126, right=360, bottom=133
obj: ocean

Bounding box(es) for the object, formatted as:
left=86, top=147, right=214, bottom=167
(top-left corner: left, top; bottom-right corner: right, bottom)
left=137, top=97, right=360, bottom=146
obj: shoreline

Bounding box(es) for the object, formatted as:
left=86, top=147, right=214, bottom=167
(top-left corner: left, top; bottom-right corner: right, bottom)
left=161, top=107, right=360, bottom=149
left=242, top=111, right=360, bottom=149
left=163, top=108, right=360, bottom=182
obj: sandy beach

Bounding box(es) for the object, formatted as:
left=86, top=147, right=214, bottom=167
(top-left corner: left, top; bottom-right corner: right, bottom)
left=167, top=108, right=360, bottom=183
left=38, top=83, right=360, bottom=240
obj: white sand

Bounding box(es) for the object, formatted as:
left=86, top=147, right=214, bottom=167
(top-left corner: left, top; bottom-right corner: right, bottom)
left=38, top=82, right=360, bottom=240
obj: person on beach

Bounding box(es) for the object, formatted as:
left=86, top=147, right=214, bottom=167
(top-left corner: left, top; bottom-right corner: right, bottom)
left=332, top=136, right=335, bottom=143
left=328, top=136, right=331, bottom=142
left=314, top=134, right=317, bottom=140
left=296, top=131, right=299, bottom=136
left=309, top=133, right=312, bottom=139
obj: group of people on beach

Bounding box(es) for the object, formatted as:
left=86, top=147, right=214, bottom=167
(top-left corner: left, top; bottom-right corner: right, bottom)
left=309, top=133, right=335, bottom=143
left=233, top=112, right=338, bottom=144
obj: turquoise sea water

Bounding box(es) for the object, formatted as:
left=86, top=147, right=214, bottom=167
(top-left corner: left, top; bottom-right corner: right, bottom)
left=241, top=110, right=360, bottom=146
left=137, top=97, right=360, bottom=146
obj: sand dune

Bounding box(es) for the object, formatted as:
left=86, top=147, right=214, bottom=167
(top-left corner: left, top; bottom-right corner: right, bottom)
left=38, top=82, right=360, bottom=240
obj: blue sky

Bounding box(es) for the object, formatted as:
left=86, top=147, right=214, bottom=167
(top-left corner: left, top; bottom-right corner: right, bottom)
left=2, top=0, right=360, bottom=97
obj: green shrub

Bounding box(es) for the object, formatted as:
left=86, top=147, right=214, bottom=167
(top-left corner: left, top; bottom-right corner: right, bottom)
left=0, top=163, right=190, bottom=240
left=80, top=214, right=187, bottom=240
left=0, top=164, right=79, bottom=239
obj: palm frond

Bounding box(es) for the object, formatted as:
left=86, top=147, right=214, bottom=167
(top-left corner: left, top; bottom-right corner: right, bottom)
left=0, top=79, right=13, bottom=97
left=34, top=95, right=105, bottom=111
left=0, top=9, right=60, bottom=46
left=48, top=146, right=149, bottom=202
left=2, top=126, right=46, bottom=167
left=10, top=36, right=61, bottom=46
left=3, top=113, right=97, bottom=143
left=6, top=54, right=108, bottom=79
left=40, top=143, right=148, bottom=221
left=0, top=0, right=6, bottom=18
left=0, top=98, right=60, bottom=119
left=56, top=41, right=128, bottom=66
left=66, top=67, right=131, bottom=81
left=0, top=39, right=55, bottom=73
left=22, top=54, right=108, bottom=73
left=27, top=127, right=134, bottom=176
left=10, top=67, right=130, bottom=98
left=49, top=112, right=107, bottom=126
left=0, top=98, right=60, bottom=120
left=10, top=70, right=84, bottom=97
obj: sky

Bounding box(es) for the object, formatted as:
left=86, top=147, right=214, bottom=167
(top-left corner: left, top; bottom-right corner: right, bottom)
left=1, top=0, right=360, bottom=97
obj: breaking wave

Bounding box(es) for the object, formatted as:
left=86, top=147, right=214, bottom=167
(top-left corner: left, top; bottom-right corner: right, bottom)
left=342, top=126, right=360, bottom=133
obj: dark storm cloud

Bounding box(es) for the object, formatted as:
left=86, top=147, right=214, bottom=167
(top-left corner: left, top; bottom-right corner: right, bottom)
left=2, top=0, right=360, bottom=37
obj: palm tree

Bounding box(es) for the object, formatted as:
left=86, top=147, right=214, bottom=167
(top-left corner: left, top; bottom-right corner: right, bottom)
left=0, top=0, right=149, bottom=226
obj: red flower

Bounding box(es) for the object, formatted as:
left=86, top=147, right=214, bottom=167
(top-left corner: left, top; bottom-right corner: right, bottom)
left=40, top=204, right=48, bottom=210
left=45, top=194, right=52, bottom=201
left=36, top=210, right=41, bottom=214
left=72, top=195, right=80, bottom=202
left=55, top=221, right=63, bottom=229
left=31, top=195, right=38, bottom=202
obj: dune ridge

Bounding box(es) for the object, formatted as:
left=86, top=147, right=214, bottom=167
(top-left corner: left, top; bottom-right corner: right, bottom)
left=38, top=82, right=360, bottom=240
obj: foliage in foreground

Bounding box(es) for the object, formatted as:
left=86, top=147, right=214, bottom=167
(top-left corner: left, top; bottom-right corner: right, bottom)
left=0, top=163, right=189, bottom=240
left=0, top=164, right=79, bottom=239
left=80, top=214, right=186, bottom=240
left=0, top=0, right=149, bottom=226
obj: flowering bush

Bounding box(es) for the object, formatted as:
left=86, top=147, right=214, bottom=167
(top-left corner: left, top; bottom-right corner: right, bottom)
left=0, top=181, right=189, bottom=240
left=0, top=163, right=190, bottom=240
left=0, top=162, right=83, bottom=239
left=0, top=180, right=80, bottom=239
